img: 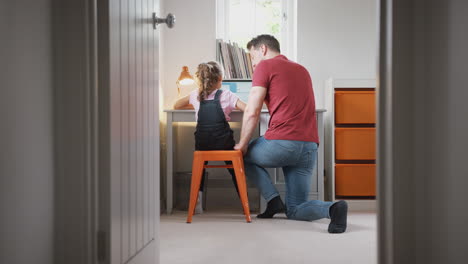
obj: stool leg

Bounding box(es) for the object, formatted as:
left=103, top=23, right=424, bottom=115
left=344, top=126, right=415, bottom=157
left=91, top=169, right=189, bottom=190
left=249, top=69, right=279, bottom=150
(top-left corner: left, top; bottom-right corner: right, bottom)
left=232, top=157, right=252, bottom=223
left=187, top=155, right=204, bottom=223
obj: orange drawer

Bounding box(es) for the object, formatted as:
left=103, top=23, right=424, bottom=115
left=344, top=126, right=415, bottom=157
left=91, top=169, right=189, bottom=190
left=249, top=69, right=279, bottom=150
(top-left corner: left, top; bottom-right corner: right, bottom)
left=335, top=90, right=375, bottom=124
left=335, top=164, right=376, bottom=196
left=335, top=128, right=376, bottom=160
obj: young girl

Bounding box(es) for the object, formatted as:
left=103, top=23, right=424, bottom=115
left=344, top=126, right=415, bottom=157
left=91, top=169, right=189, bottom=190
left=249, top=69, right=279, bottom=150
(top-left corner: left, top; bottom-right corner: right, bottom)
left=174, top=61, right=246, bottom=213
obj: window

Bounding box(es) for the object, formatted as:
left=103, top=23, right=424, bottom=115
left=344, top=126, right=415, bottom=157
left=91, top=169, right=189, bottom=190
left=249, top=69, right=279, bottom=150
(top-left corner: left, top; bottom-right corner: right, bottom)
left=216, top=0, right=297, bottom=61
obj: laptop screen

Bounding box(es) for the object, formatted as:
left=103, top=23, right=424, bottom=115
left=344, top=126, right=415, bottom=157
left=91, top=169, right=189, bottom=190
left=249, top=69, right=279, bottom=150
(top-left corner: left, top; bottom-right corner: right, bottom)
left=221, top=80, right=252, bottom=103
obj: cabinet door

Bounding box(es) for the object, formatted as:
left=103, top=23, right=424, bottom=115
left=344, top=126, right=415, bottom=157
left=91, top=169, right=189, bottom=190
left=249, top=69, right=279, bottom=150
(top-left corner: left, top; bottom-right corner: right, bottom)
left=335, top=90, right=375, bottom=124
left=335, top=128, right=376, bottom=160
left=335, top=164, right=376, bottom=196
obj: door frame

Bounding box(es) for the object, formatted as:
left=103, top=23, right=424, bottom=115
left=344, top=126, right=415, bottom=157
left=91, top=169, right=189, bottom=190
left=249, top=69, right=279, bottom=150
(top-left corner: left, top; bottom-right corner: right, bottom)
left=377, top=0, right=393, bottom=263
left=55, top=0, right=161, bottom=262
left=55, top=0, right=396, bottom=263
left=53, top=0, right=100, bottom=263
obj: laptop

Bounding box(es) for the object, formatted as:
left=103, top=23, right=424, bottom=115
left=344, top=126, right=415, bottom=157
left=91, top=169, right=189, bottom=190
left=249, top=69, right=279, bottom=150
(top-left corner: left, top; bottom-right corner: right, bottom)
left=221, top=80, right=252, bottom=104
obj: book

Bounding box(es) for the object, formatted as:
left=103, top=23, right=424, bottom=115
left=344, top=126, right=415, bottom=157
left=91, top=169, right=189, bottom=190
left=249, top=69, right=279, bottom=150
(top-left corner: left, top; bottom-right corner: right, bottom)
left=216, top=39, right=253, bottom=80
left=246, top=53, right=253, bottom=78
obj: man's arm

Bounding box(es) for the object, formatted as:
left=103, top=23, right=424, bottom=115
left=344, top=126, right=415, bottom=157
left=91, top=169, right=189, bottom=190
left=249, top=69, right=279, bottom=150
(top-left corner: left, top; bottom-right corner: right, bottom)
left=234, top=86, right=267, bottom=154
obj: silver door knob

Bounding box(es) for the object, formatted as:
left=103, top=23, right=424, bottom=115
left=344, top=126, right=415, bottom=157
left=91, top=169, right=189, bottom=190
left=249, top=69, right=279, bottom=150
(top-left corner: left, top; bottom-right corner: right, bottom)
left=153, top=13, right=175, bottom=29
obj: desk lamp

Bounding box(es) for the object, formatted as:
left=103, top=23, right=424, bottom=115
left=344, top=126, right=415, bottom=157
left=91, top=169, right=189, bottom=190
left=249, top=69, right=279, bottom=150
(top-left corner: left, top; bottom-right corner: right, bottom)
left=176, top=66, right=194, bottom=96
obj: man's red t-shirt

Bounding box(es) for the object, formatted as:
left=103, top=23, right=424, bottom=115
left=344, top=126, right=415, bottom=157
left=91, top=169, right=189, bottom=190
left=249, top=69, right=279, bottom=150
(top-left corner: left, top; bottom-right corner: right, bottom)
left=252, top=55, right=319, bottom=144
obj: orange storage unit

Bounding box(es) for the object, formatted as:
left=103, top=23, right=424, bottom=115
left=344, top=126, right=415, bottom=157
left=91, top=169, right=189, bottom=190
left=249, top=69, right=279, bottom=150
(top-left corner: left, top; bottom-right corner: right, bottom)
left=335, top=128, right=376, bottom=160
left=335, top=91, right=376, bottom=124
left=333, top=87, right=376, bottom=199
left=335, top=164, right=376, bottom=196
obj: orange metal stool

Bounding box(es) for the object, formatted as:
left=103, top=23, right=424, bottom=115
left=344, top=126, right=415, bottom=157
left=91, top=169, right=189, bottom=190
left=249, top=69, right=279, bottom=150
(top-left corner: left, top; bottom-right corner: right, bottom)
left=186, top=150, right=252, bottom=223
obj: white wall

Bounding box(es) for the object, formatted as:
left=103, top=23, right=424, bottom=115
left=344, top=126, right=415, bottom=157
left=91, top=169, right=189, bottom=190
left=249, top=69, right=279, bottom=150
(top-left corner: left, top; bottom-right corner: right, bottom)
left=0, top=1, right=54, bottom=263
left=297, top=0, right=378, bottom=108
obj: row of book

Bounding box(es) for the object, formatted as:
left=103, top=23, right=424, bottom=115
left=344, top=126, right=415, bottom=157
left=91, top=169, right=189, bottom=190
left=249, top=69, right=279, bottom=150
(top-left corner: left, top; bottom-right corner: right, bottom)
left=216, top=39, right=253, bottom=80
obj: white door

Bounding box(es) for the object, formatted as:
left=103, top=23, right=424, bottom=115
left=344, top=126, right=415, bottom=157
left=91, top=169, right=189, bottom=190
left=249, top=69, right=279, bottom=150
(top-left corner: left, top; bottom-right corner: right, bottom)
left=98, top=0, right=165, bottom=263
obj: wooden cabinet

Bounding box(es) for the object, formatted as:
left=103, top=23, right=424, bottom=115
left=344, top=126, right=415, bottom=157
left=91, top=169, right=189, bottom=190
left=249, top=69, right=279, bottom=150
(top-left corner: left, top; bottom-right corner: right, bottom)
left=335, top=91, right=376, bottom=124
left=327, top=79, right=377, bottom=201
left=335, top=128, right=376, bottom=160
left=335, top=164, right=376, bottom=196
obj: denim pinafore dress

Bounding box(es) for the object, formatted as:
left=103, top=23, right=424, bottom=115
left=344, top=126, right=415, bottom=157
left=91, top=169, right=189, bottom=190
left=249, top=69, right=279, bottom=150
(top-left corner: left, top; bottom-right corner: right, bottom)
left=194, top=89, right=235, bottom=151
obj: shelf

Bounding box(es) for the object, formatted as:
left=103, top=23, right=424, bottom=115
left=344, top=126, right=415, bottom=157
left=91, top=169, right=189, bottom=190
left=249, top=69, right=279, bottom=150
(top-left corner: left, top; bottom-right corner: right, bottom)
left=223, top=79, right=252, bottom=82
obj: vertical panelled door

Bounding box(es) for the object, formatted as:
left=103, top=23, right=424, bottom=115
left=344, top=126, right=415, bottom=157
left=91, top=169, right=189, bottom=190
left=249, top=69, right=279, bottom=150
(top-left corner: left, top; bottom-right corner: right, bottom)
left=100, top=0, right=174, bottom=263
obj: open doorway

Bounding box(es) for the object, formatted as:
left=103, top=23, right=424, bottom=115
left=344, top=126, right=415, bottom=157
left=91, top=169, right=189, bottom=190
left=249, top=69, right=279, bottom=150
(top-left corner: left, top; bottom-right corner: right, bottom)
left=159, top=0, right=378, bottom=263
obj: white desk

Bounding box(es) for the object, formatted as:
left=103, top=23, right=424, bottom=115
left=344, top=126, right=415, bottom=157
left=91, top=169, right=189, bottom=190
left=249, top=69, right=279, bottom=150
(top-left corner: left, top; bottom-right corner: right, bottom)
left=164, top=109, right=326, bottom=214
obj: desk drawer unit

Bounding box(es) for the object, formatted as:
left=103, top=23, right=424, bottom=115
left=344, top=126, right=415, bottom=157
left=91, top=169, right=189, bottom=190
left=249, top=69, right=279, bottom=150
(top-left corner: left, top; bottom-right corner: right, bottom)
left=335, top=128, right=376, bottom=160
left=335, top=91, right=376, bottom=124
left=333, top=87, right=376, bottom=199
left=335, top=164, right=376, bottom=196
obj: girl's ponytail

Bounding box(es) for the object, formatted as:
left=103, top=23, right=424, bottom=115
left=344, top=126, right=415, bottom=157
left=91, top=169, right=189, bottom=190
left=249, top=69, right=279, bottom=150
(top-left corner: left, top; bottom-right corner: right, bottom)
left=195, top=61, right=224, bottom=101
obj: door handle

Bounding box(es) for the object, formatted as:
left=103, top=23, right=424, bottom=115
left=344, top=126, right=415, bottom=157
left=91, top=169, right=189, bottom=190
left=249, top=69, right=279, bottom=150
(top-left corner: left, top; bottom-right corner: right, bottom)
left=152, top=13, right=175, bottom=29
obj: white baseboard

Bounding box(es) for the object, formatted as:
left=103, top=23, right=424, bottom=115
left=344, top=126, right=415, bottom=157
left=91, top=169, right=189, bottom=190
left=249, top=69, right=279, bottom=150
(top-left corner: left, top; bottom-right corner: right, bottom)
left=342, top=199, right=377, bottom=212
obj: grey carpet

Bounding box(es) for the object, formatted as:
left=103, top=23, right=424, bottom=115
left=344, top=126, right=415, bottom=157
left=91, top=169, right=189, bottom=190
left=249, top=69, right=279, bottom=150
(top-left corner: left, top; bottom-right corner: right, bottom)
left=160, top=210, right=377, bottom=264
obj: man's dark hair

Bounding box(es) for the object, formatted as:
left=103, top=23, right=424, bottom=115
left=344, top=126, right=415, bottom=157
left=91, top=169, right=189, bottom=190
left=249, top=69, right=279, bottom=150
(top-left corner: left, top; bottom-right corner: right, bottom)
left=246, top=34, right=281, bottom=53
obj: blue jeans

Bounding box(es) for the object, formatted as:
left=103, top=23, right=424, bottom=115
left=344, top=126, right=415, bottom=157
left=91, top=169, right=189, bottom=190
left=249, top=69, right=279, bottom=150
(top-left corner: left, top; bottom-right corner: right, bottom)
left=244, top=137, right=333, bottom=221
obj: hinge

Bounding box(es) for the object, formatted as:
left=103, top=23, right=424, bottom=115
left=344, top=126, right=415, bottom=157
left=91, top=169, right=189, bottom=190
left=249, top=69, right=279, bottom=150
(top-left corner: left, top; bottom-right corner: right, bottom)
left=97, top=230, right=107, bottom=262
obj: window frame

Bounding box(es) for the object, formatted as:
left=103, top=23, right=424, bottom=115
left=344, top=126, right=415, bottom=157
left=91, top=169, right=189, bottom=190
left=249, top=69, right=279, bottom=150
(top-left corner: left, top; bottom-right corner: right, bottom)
left=216, top=0, right=297, bottom=61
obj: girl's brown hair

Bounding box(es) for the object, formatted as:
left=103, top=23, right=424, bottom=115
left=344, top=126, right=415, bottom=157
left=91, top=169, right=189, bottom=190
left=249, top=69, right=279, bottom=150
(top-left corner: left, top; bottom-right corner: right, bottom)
left=195, top=61, right=224, bottom=101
